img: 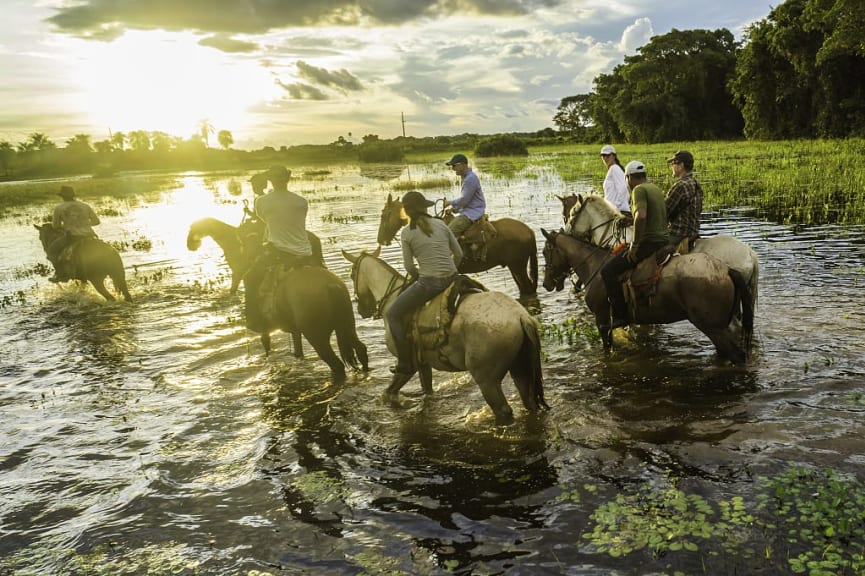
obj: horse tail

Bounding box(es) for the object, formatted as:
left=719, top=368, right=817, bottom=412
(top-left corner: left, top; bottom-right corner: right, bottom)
left=510, top=315, right=549, bottom=412
left=728, top=268, right=754, bottom=351
left=528, top=246, right=539, bottom=292
left=329, top=282, right=367, bottom=371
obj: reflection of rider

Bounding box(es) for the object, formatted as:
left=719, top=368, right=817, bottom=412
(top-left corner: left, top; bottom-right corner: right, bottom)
left=244, top=165, right=315, bottom=333
left=600, top=161, right=669, bottom=331
left=444, top=153, right=485, bottom=239
left=386, top=191, right=463, bottom=386
left=48, top=185, right=100, bottom=282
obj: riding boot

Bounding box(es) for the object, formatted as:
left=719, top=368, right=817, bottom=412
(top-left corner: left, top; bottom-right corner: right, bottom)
left=608, top=283, right=630, bottom=329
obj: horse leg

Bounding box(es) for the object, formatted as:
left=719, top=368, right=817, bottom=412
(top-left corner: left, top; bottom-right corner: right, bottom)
left=701, top=327, right=747, bottom=365
left=507, top=263, right=535, bottom=297
left=418, top=364, right=433, bottom=394
left=260, top=331, right=272, bottom=355
left=291, top=332, right=304, bottom=358
left=90, top=278, right=115, bottom=301
left=304, top=332, right=346, bottom=378
left=468, top=365, right=515, bottom=425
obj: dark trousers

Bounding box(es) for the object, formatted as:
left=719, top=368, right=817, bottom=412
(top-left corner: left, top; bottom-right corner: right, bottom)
left=385, top=274, right=455, bottom=373
left=601, top=240, right=667, bottom=322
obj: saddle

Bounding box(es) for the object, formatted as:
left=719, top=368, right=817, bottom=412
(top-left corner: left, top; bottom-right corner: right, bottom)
left=56, top=235, right=98, bottom=279
left=458, top=215, right=497, bottom=262
left=622, top=245, right=678, bottom=313
left=258, top=255, right=318, bottom=328
left=410, top=275, right=487, bottom=365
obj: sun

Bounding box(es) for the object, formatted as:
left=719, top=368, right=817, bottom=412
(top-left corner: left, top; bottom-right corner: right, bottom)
left=69, top=30, right=281, bottom=140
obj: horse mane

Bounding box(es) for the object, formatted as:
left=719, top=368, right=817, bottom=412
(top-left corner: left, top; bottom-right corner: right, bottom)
left=583, top=194, right=623, bottom=218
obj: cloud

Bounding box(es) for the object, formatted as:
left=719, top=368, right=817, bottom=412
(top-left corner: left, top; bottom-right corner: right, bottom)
left=278, top=81, right=328, bottom=101
left=45, top=0, right=571, bottom=36
left=198, top=34, right=259, bottom=53
left=620, top=17, right=654, bottom=53
left=296, top=60, right=363, bottom=91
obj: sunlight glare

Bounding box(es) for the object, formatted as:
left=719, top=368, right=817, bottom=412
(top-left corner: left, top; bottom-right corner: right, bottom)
left=71, top=31, right=281, bottom=139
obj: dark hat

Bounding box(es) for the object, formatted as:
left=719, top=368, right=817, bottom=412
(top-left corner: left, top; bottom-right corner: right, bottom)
left=666, top=150, right=694, bottom=167
left=58, top=185, right=75, bottom=199
left=266, top=165, right=291, bottom=182
left=445, top=153, right=468, bottom=166
left=402, top=191, right=435, bottom=212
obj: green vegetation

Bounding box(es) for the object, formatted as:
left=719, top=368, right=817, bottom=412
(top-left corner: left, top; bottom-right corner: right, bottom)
left=554, top=0, right=864, bottom=143
left=475, top=134, right=529, bottom=157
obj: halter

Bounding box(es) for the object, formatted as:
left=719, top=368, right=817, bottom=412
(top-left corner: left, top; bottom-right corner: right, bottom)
left=545, top=231, right=612, bottom=288
left=351, top=251, right=409, bottom=320
left=568, top=197, right=623, bottom=247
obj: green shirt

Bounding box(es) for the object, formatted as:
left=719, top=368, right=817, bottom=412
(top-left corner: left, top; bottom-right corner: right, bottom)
left=631, top=182, right=669, bottom=245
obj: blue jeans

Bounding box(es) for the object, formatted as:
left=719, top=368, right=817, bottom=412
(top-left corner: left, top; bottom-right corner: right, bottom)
left=386, top=274, right=455, bottom=372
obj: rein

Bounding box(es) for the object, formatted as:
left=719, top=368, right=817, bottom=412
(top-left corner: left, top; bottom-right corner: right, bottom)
left=353, top=252, right=409, bottom=320
left=549, top=232, right=612, bottom=288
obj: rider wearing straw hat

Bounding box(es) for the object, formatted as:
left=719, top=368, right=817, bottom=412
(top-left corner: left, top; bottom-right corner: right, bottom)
left=47, top=185, right=100, bottom=282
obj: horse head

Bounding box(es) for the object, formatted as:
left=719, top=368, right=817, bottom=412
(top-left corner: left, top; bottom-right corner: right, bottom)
left=377, top=193, right=407, bottom=246
left=556, top=194, right=580, bottom=225
left=342, top=246, right=382, bottom=319
left=34, top=223, right=60, bottom=252
left=541, top=228, right=571, bottom=292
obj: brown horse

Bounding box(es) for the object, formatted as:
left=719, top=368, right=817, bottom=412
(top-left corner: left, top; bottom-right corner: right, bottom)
left=376, top=194, right=538, bottom=296
left=186, top=216, right=324, bottom=294
left=541, top=228, right=754, bottom=365
left=35, top=224, right=132, bottom=302
left=258, top=264, right=369, bottom=378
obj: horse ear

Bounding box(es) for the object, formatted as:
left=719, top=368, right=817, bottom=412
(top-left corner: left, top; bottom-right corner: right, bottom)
left=341, top=249, right=357, bottom=264
left=555, top=195, right=564, bottom=203
left=387, top=193, right=393, bottom=203
left=372, top=245, right=381, bottom=257
left=540, top=228, right=551, bottom=240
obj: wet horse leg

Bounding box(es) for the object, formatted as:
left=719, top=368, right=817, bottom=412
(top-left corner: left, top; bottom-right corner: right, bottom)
left=90, top=278, right=116, bottom=301
left=291, top=331, right=304, bottom=358
left=469, top=364, right=515, bottom=425
left=304, top=331, right=346, bottom=378
left=507, top=262, right=534, bottom=297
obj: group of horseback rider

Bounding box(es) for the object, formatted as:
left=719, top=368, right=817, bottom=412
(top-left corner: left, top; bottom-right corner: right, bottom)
left=44, top=146, right=702, bottom=373
left=595, top=147, right=703, bottom=331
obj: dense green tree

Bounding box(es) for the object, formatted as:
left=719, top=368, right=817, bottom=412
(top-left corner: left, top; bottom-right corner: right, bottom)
left=0, top=141, right=15, bottom=175
left=128, top=130, right=151, bottom=152
left=732, top=0, right=865, bottom=138
left=110, top=131, right=126, bottom=151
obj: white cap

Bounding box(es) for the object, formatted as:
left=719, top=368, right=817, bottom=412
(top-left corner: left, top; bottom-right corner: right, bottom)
left=600, top=145, right=616, bottom=155
left=624, top=160, right=646, bottom=176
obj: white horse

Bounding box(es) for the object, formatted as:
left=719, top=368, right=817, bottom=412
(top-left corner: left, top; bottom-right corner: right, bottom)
left=341, top=247, right=548, bottom=425
left=562, top=193, right=759, bottom=306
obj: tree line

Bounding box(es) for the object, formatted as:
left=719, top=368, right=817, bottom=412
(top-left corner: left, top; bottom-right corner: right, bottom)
left=553, top=0, right=865, bottom=143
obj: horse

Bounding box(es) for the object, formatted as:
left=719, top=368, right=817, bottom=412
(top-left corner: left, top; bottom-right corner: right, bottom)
left=258, top=264, right=369, bottom=378
left=541, top=228, right=754, bottom=365
left=35, top=224, right=132, bottom=302
left=376, top=194, right=538, bottom=296
left=342, top=247, right=548, bottom=425
left=560, top=193, right=759, bottom=306
left=186, top=216, right=324, bottom=294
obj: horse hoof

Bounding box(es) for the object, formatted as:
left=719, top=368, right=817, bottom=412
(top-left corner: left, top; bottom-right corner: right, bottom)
left=382, top=391, right=401, bottom=407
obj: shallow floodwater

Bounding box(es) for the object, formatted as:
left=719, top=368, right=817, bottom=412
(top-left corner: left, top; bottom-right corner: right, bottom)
left=1, top=161, right=864, bottom=575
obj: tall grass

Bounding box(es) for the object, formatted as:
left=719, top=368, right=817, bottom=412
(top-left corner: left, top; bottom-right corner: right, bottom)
left=531, top=139, right=865, bottom=225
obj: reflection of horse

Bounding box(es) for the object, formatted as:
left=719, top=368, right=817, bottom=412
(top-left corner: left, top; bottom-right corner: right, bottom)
left=259, top=264, right=369, bottom=378
left=35, top=224, right=132, bottom=302
left=186, top=217, right=324, bottom=294
left=541, top=228, right=754, bottom=365
left=560, top=193, right=759, bottom=305
left=342, top=247, right=547, bottom=425
left=377, top=194, right=538, bottom=296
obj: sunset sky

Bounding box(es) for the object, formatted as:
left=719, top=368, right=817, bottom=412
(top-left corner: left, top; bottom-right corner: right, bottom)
left=1, top=0, right=775, bottom=150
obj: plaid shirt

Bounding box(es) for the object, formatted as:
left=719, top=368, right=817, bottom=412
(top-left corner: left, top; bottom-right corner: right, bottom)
left=665, top=172, right=703, bottom=241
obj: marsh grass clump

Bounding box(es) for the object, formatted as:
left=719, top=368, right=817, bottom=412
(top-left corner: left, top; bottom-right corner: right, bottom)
left=392, top=177, right=452, bottom=192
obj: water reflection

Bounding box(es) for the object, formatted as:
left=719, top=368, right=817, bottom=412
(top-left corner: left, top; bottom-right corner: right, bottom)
left=2, top=164, right=865, bottom=574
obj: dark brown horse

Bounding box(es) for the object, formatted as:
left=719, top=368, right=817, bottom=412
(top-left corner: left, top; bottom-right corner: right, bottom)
left=541, top=228, right=754, bottom=364
left=186, top=216, right=324, bottom=294
left=377, top=194, right=538, bottom=296
left=258, top=264, right=369, bottom=378
left=35, top=224, right=132, bottom=302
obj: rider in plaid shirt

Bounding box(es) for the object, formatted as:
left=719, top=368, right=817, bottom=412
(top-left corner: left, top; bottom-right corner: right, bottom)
left=665, top=150, right=703, bottom=253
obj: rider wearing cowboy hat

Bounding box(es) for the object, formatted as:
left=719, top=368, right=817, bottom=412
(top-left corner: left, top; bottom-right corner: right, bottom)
left=47, top=185, right=100, bottom=282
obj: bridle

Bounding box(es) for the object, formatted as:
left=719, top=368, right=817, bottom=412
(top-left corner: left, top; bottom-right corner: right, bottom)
left=568, top=197, right=622, bottom=247
left=350, top=251, right=409, bottom=320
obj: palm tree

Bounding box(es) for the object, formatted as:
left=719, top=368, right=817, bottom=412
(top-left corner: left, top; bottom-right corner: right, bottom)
left=65, top=134, right=93, bottom=154
left=128, top=130, right=151, bottom=152
left=110, top=131, right=126, bottom=152
left=0, top=140, right=15, bottom=175
left=197, top=119, right=214, bottom=148
left=27, top=132, right=57, bottom=151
